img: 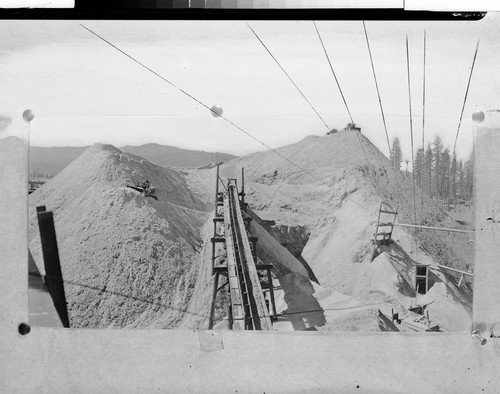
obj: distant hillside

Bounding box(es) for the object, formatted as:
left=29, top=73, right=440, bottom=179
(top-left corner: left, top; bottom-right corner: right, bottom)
left=29, top=144, right=237, bottom=176
left=120, top=144, right=236, bottom=168
left=29, top=146, right=87, bottom=177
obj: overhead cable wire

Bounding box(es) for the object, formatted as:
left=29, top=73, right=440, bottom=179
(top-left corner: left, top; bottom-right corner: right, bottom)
left=42, top=274, right=212, bottom=320
left=80, top=24, right=216, bottom=122
left=220, top=297, right=399, bottom=321
left=362, top=21, right=392, bottom=156
left=40, top=274, right=399, bottom=324
left=421, top=30, right=426, bottom=209
left=406, top=35, right=418, bottom=227
left=80, top=24, right=377, bottom=217
left=353, top=131, right=385, bottom=200
left=313, top=21, right=384, bottom=200
left=452, top=39, right=480, bottom=156
left=313, top=21, right=354, bottom=124
left=362, top=21, right=406, bottom=211
left=406, top=35, right=420, bottom=259
left=246, top=22, right=331, bottom=131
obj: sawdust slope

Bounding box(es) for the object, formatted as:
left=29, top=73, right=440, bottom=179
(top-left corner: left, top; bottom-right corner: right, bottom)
left=220, top=129, right=472, bottom=331
left=28, top=144, right=214, bottom=328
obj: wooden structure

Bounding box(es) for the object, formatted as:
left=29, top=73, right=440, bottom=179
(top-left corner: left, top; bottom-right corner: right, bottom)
left=414, top=264, right=429, bottom=295
left=208, top=166, right=275, bottom=330
left=36, top=206, right=70, bottom=328
left=371, top=202, right=398, bottom=260
left=373, top=202, right=399, bottom=245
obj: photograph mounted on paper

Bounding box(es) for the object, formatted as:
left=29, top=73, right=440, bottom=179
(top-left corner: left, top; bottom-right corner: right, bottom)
left=3, top=16, right=495, bottom=332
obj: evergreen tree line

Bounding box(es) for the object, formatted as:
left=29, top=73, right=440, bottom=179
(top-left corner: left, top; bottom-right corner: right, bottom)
left=29, top=167, right=53, bottom=179
left=390, top=136, right=473, bottom=202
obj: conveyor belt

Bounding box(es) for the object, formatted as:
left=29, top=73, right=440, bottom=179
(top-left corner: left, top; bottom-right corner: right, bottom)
left=224, top=182, right=272, bottom=330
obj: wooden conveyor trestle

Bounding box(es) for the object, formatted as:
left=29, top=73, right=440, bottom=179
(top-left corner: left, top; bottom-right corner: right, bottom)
left=209, top=166, right=274, bottom=330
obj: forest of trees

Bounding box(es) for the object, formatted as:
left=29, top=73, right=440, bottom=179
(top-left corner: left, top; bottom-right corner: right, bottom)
left=391, top=136, right=473, bottom=203
left=29, top=167, right=53, bottom=179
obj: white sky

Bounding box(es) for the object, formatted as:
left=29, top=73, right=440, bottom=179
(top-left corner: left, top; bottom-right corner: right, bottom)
left=1, top=16, right=500, bottom=160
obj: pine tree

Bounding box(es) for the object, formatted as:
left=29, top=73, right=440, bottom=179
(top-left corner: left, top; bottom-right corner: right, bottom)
left=387, top=132, right=472, bottom=203
left=450, top=152, right=458, bottom=200
left=414, top=148, right=424, bottom=189
left=432, top=136, right=443, bottom=198
left=464, top=153, right=474, bottom=200
left=441, top=148, right=451, bottom=200
left=458, top=160, right=464, bottom=198
left=424, top=143, right=433, bottom=197
left=390, top=137, right=403, bottom=171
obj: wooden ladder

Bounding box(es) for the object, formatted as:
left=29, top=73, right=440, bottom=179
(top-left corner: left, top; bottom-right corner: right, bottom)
left=372, top=202, right=398, bottom=260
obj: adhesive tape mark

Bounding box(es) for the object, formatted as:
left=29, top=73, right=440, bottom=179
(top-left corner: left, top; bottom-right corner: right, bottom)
left=198, top=330, right=224, bottom=352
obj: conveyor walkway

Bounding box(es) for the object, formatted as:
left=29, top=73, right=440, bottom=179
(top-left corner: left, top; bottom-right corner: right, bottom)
left=209, top=169, right=273, bottom=330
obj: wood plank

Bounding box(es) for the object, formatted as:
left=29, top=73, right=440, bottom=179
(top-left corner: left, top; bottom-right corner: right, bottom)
left=223, top=195, right=245, bottom=330
left=37, top=210, right=70, bottom=328
left=230, top=187, right=272, bottom=331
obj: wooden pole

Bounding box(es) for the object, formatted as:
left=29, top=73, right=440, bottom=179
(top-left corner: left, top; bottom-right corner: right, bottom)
left=211, top=235, right=215, bottom=276
left=241, top=167, right=245, bottom=210
left=472, top=110, right=500, bottom=337
left=37, top=208, right=70, bottom=328
left=208, top=272, right=220, bottom=330
left=215, top=163, right=220, bottom=208
left=429, top=264, right=473, bottom=277
left=228, top=300, right=233, bottom=330
left=421, top=29, right=426, bottom=209
left=267, top=268, right=277, bottom=321
left=390, top=222, right=474, bottom=234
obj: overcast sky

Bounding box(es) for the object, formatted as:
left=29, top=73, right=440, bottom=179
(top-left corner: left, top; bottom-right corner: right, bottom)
left=1, top=15, right=500, bottom=160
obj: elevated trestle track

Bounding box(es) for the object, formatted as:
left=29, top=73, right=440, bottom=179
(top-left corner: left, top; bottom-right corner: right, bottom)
left=209, top=166, right=274, bottom=330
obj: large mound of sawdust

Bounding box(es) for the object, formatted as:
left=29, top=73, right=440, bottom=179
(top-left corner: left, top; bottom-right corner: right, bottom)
left=219, top=129, right=473, bottom=331
left=28, top=129, right=473, bottom=332
left=28, top=144, right=215, bottom=328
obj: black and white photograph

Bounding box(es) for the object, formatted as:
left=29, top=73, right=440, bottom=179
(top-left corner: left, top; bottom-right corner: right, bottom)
left=2, top=16, right=497, bottom=332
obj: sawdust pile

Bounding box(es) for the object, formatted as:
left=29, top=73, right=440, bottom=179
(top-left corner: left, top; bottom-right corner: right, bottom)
left=28, top=129, right=473, bottom=332
left=29, top=144, right=214, bottom=328
left=220, top=129, right=473, bottom=331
